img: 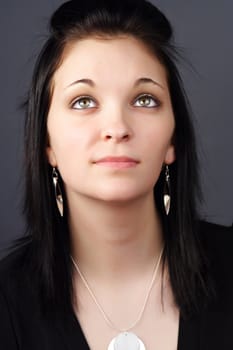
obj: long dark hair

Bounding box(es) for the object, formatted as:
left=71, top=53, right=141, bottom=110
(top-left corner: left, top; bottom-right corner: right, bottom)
left=22, top=0, right=211, bottom=318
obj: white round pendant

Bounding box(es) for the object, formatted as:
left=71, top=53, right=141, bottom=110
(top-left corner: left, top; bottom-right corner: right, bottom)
left=107, top=332, right=146, bottom=350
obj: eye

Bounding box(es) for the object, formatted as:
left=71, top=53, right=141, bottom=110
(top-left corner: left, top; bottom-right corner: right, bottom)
left=71, top=96, right=97, bottom=110
left=134, top=94, right=160, bottom=108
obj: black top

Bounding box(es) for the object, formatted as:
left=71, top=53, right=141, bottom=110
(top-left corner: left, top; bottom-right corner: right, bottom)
left=0, top=221, right=233, bottom=349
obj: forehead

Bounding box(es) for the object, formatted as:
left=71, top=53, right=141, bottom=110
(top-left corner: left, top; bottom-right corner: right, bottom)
left=53, top=35, right=168, bottom=89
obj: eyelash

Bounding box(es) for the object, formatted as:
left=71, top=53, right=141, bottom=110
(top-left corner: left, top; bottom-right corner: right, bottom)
left=134, top=94, right=161, bottom=108
left=70, top=94, right=161, bottom=110
left=71, top=96, right=97, bottom=109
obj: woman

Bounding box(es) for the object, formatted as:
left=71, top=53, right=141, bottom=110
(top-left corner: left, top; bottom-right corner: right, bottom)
left=0, top=0, right=232, bottom=349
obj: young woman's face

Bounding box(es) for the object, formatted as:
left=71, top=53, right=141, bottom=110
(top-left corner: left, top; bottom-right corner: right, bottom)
left=47, top=36, right=175, bottom=204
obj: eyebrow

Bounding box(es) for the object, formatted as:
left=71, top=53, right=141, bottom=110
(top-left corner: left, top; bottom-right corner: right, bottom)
left=134, top=77, right=164, bottom=89
left=65, top=77, right=164, bottom=90
left=67, top=78, right=95, bottom=89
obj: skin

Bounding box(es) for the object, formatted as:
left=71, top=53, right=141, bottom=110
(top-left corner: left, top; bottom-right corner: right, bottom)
left=46, top=36, right=178, bottom=350
left=47, top=36, right=175, bottom=204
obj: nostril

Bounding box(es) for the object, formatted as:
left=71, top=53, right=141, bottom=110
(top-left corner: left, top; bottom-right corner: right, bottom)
left=102, top=130, right=132, bottom=142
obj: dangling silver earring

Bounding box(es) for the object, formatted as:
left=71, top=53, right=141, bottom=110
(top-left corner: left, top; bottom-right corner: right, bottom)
left=163, top=165, right=171, bottom=215
left=52, top=167, right=63, bottom=217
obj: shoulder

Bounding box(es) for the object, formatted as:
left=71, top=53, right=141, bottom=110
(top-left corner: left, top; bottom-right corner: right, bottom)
left=0, top=240, right=37, bottom=349
left=0, top=239, right=35, bottom=319
left=0, top=239, right=32, bottom=291
left=199, top=220, right=233, bottom=237
left=198, top=221, right=233, bottom=310
left=198, top=220, right=233, bottom=260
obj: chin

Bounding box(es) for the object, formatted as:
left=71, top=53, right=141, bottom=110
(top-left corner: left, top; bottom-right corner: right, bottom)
left=92, top=186, right=151, bottom=203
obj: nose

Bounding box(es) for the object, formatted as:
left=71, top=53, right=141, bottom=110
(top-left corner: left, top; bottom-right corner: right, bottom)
left=100, top=112, right=133, bottom=143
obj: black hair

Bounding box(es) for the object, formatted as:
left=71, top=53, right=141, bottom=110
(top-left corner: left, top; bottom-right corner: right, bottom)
left=22, top=0, right=212, bottom=318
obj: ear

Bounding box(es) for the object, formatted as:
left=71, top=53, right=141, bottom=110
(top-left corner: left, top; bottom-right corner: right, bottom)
left=46, top=146, right=57, bottom=167
left=164, top=144, right=176, bottom=165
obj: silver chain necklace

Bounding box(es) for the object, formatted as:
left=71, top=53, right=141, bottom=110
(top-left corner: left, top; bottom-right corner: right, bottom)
left=71, top=247, right=163, bottom=350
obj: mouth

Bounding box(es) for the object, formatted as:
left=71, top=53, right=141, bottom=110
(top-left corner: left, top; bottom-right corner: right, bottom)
left=93, top=156, right=140, bottom=169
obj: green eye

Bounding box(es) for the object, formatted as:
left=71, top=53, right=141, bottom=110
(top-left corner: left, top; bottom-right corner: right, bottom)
left=134, top=94, right=160, bottom=108
left=72, top=96, right=97, bottom=109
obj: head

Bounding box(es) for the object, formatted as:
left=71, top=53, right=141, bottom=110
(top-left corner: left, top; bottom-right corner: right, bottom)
left=25, top=0, right=198, bottom=219
left=24, top=0, right=205, bottom=317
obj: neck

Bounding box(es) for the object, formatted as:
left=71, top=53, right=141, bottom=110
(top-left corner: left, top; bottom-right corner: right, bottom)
left=68, top=192, right=163, bottom=283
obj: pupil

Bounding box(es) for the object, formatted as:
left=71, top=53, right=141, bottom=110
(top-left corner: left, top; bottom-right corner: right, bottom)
left=141, top=97, right=149, bottom=105
left=82, top=99, right=88, bottom=106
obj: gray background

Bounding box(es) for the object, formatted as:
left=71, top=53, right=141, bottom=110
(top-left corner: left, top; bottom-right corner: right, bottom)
left=0, top=0, right=232, bottom=255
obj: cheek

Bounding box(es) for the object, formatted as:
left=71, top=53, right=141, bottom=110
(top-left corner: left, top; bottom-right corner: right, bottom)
left=50, top=130, right=88, bottom=186
left=48, top=123, right=90, bottom=162
left=141, top=123, right=174, bottom=161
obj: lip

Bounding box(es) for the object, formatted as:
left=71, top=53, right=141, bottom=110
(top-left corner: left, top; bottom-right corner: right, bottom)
left=93, top=156, right=140, bottom=169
